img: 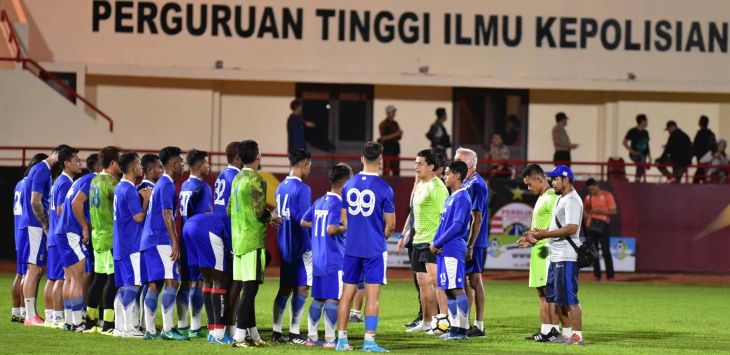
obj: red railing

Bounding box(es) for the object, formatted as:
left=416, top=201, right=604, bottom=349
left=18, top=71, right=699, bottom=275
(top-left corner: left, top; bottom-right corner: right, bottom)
left=0, top=9, right=114, bottom=132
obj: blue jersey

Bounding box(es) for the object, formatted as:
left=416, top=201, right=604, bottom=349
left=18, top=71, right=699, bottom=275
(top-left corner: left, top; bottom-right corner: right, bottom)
left=275, top=176, right=312, bottom=263
left=113, top=179, right=145, bottom=260
left=432, top=188, right=472, bottom=258
left=137, top=179, right=155, bottom=191
left=213, top=166, right=239, bottom=215
left=48, top=173, right=73, bottom=246
left=179, top=176, right=213, bottom=225
left=302, top=192, right=346, bottom=276
left=140, top=174, right=177, bottom=250
left=13, top=178, right=25, bottom=250
left=57, top=173, right=95, bottom=237
left=342, top=172, right=395, bottom=258
left=463, top=173, right=489, bottom=248
left=20, top=160, right=52, bottom=228
left=183, top=213, right=232, bottom=251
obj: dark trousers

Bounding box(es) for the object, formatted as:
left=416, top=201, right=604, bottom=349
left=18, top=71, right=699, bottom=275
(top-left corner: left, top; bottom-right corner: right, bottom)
left=655, top=157, right=687, bottom=182
left=383, top=152, right=400, bottom=176
left=588, top=222, right=614, bottom=279
left=693, top=166, right=707, bottom=184
left=553, top=150, right=571, bottom=166
left=629, top=153, right=648, bottom=182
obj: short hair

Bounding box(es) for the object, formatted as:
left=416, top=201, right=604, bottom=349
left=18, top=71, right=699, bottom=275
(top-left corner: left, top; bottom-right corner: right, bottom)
left=699, top=115, right=709, bottom=128
left=290, top=99, right=302, bottom=111
left=288, top=149, right=311, bottom=167
left=435, top=107, right=446, bottom=118
left=362, top=141, right=383, bottom=162
left=186, top=149, right=208, bottom=168
left=417, top=149, right=437, bottom=168
left=25, top=153, right=49, bottom=176
left=225, top=141, right=239, bottom=164
left=159, top=146, right=182, bottom=166
left=454, top=147, right=478, bottom=169
left=238, top=140, right=259, bottom=164
left=99, top=146, right=121, bottom=169
left=329, top=164, right=353, bottom=186
left=119, top=152, right=139, bottom=174
left=555, top=112, right=568, bottom=123
left=636, top=114, right=647, bottom=125
left=586, top=178, right=598, bottom=187
left=140, top=154, right=159, bottom=173
left=521, top=164, right=545, bottom=179
left=448, top=160, right=469, bottom=181
left=86, top=153, right=100, bottom=172
left=53, top=144, right=73, bottom=153
left=57, top=146, right=80, bottom=166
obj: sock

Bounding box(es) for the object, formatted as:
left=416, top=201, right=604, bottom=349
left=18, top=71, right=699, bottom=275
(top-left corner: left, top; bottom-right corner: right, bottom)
left=211, top=288, right=227, bottom=338
left=114, top=287, right=125, bottom=331
left=202, top=288, right=214, bottom=332
left=550, top=324, right=560, bottom=332
left=102, top=277, right=118, bottom=329
left=364, top=315, right=379, bottom=333
left=234, top=327, right=248, bottom=342
left=176, top=287, right=190, bottom=329
left=138, top=285, right=148, bottom=328
left=573, top=330, right=583, bottom=339
left=474, top=319, right=484, bottom=331
left=323, top=300, right=338, bottom=342
left=20, top=307, right=26, bottom=318
left=122, top=286, right=140, bottom=332
left=63, top=300, right=73, bottom=324
left=12, top=307, right=20, bottom=317
left=562, top=327, right=573, bottom=338
left=364, top=333, right=375, bottom=342
left=338, top=330, right=348, bottom=340
left=456, top=294, right=469, bottom=331
left=540, top=323, right=551, bottom=334
left=24, top=298, right=36, bottom=320
left=144, top=290, right=159, bottom=334
left=248, top=326, right=260, bottom=341
left=161, top=287, right=177, bottom=332
left=189, top=286, right=204, bottom=330
left=290, top=293, right=307, bottom=335
left=53, top=310, right=63, bottom=323
left=86, top=306, right=99, bottom=322
left=103, top=309, right=115, bottom=326
left=272, top=292, right=289, bottom=333
left=307, top=299, right=324, bottom=340
left=70, top=297, right=84, bottom=326
left=227, top=325, right=236, bottom=337
left=45, top=309, right=53, bottom=322
left=446, top=297, right=457, bottom=329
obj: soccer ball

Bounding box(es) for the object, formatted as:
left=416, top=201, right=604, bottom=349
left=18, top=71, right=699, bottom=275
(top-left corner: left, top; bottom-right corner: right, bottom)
left=432, top=314, right=450, bottom=335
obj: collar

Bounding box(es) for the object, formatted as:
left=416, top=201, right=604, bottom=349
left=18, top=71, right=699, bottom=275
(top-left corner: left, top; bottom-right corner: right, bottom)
left=242, top=167, right=255, bottom=172
left=141, top=179, right=155, bottom=186
left=285, top=175, right=302, bottom=182
left=452, top=187, right=468, bottom=195
left=100, top=171, right=112, bottom=177
left=189, top=175, right=201, bottom=181
left=326, top=192, right=342, bottom=200
left=162, top=173, right=173, bottom=182
left=60, top=171, right=73, bottom=181
left=42, top=160, right=51, bottom=170
left=360, top=171, right=379, bottom=176
left=227, top=165, right=241, bottom=172
left=121, top=178, right=135, bottom=186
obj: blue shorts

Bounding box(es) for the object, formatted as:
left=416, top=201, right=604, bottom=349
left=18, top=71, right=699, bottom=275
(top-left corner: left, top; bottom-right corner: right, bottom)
left=312, top=271, right=343, bottom=300
left=142, top=245, right=179, bottom=282
left=280, top=251, right=313, bottom=287
left=57, top=232, right=89, bottom=268
left=46, top=245, right=65, bottom=280
left=114, top=252, right=143, bottom=287
left=187, top=225, right=228, bottom=272
left=15, top=228, right=28, bottom=275
left=24, top=226, right=47, bottom=266
left=437, top=255, right=465, bottom=290
left=546, top=261, right=580, bottom=306
left=465, top=247, right=487, bottom=274
left=342, top=252, right=387, bottom=285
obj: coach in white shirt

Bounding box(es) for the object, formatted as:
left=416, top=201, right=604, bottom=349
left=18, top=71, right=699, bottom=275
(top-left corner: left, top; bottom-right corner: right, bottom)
left=520, top=165, right=585, bottom=346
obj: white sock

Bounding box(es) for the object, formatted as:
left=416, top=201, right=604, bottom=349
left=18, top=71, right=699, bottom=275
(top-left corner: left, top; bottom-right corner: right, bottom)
left=162, top=302, right=175, bottom=332
left=550, top=324, right=560, bottom=332
left=24, top=298, right=36, bottom=320
left=114, top=292, right=124, bottom=331
left=124, top=301, right=139, bottom=332
left=364, top=333, right=375, bottom=342
left=72, top=310, right=83, bottom=326
left=308, top=311, right=320, bottom=340
left=45, top=309, right=53, bottom=321
left=562, top=327, right=572, bottom=337
left=234, top=327, right=248, bottom=342
left=474, top=320, right=484, bottom=331
left=338, top=330, right=348, bottom=339
left=20, top=307, right=26, bottom=318
left=272, top=300, right=286, bottom=333
left=177, top=304, right=189, bottom=329
left=290, top=300, right=304, bottom=335
left=249, top=327, right=261, bottom=341
left=540, top=324, right=551, bottom=334
left=64, top=309, right=73, bottom=324
left=212, top=327, right=225, bottom=340
left=144, top=304, right=157, bottom=334
left=573, top=330, right=583, bottom=339
left=323, top=307, right=337, bottom=342
left=190, top=308, right=202, bottom=331
left=227, top=325, right=236, bottom=337
left=457, top=308, right=468, bottom=331
left=12, top=308, right=20, bottom=317
left=53, top=310, right=63, bottom=324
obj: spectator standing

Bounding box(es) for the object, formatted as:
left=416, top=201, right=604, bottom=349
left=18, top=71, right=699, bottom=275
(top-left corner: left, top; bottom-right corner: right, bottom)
left=426, top=108, right=451, bottom=157
left=287, top=99, right=315, bottom=152
left=692, top=115, right=717, bottom=184
left=484, top=133, right=511, bottom=179
left=705, top=139, right=728, bottom=184
left=655, top=121, right=692, bottom=183
left=378, top=105, right=403, bottom=176
left=503, top=114, right=522, bottom=146
left=583, top=179, right=617, bottom=281
left=552, top=112, right=578, bottom=165
left=623, top=114, right=651, bottom=182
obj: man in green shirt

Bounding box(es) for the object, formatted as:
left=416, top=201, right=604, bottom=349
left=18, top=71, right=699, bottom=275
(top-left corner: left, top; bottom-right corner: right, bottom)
left=87, top=146, right=121, bottom=334
left=519, top=164, right=561, bottom=342
left=229, top=140, right=282, bottom=348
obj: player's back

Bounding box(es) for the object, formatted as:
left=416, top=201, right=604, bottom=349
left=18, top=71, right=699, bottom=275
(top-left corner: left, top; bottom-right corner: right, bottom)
left=141, top=174, right=177, bottom=250
left=57, top=173, right=95, bottom=237
left=89, top=172, right=119, bottom=252
left=343, top=172, right=395, bottom=258
left=310, top=192, right=345, bottom=276
left=180, top=176, right=213, bottom=224
left=49, top=173, right=73, bottom=246
left=20, top=161, right=51, bottom=228
left=13, top=178, right=25, bottom=231
left=463, top=173, right=490, bottom=248
left=213, top=167, right=239, bottom=215
left=275, top=176, right=312, bottom=263
left=113, top=180, right=145, bottom=260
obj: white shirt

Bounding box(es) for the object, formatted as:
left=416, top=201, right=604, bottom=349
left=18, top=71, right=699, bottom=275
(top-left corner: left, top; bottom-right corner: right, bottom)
left=548, top=189, right=583, bottom=262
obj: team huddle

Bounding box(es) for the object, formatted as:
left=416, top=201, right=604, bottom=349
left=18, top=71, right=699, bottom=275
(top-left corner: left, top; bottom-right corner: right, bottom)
left=10, top=139, right=586, bottom=351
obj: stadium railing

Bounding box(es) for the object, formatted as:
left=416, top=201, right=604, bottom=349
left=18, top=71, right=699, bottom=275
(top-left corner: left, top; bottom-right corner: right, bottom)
left=0, top=9, right=114, bottom=132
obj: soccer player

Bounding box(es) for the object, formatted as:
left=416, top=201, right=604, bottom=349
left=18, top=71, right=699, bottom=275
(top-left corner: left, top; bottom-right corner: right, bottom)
left=138, top=153, right=162, bottom=191
left=430, top=160, right=472, bottom=340
left=44, top=147, right=82, bottom=327
left=404, top=149, right=449, bottom=334
left=12, top=153, right=48, bottom=323
left=229, top=140, right=282, bottom=348
left=336, top=141, right=396, bottom=353
left=87, top=146, right=122, bottom=334
left=272, top=149, right=313, bottom=345
left=57, top=154, right=101, bottom=331
left=112, top=152, right=152, bottom=337
left=213, top=142, right=242, bottom=337
left=520, top=164, right=562, bottom=342
left=178, top=149, right=213, bottom=337
left=181, top=212, right=233, bottom=344
left=454, top=147, right=489, bottom=337
left=300, top=163, right=352, bottom=348
left=140, top=146, right=187, bottom=340
left=520, top=165, right=585, bottom=346
left=20, top=144, right=70, bottom=326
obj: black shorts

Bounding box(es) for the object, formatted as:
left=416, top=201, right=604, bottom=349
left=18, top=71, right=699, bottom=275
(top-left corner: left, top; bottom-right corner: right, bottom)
left=411, top=243, right=436, bottom=273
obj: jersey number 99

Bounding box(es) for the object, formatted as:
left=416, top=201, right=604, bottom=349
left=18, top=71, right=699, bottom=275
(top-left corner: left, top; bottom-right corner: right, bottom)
left=347, top=188, right=375, bottom=217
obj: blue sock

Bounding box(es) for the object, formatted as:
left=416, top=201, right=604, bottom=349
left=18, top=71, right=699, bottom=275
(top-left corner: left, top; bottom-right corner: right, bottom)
left=292, top=293, right=306, bottom=318
left=122, top=286, right=140, bottom=309
left=161, top=287, right=177, bottom=313
left=364, top=315, right=379, bottom=332
left=70, top=297, right=84, bottom=311
left=447, top=297, right=457, bottom=324
left=64, top=299, right=72, bottom=311
left=456, top=294, right=469, bottom=331
left=309, top=299, right=323, bottom=325
left=190, top=287, right=204, bottom=312
left=144, top=290, right=159, bottom=313
left=275, top=293, right=289, bottom=310
left=323, top=301, right=338, bottom=325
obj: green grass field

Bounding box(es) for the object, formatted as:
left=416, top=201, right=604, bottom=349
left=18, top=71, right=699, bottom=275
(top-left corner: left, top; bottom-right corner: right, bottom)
left=1, top=274, right=729, bottom=354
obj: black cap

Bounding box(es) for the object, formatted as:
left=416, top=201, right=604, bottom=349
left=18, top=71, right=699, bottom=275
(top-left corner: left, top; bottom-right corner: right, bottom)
left=665, top=120, right=677, bottom=130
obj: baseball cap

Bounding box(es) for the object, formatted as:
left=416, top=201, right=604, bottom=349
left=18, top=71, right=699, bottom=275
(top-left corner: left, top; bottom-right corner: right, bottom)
left=386, top=105, right=397, bottom=113
left=665, top=120, right=677, bottom=130
left=546, top=165, right=574, bottom=180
